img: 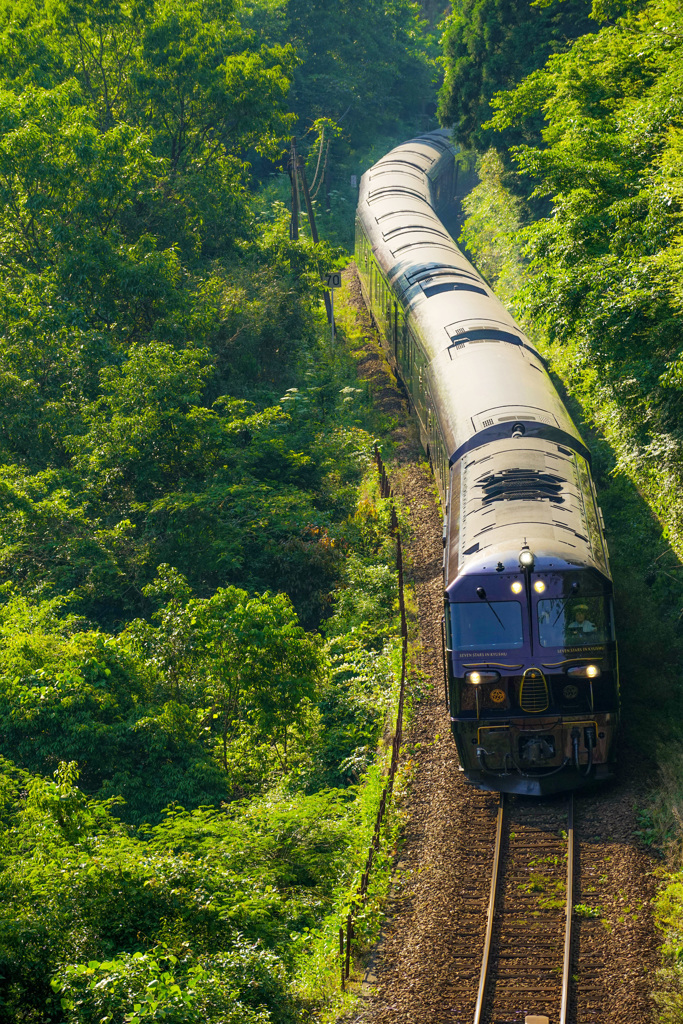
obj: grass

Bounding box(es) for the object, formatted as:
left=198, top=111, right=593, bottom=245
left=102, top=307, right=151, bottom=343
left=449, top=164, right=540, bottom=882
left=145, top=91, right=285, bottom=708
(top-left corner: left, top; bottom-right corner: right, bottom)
left=291, top=267, right=426, bottom=1020
left=574, top=903, right=603, bottom=919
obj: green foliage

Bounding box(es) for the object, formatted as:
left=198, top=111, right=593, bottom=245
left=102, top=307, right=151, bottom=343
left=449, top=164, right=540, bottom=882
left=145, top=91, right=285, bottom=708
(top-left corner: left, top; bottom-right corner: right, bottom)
left=655, top=869, right=683, bottom=1022
left=458, top=149, right=526, bottom=299
left=0, top=0, right=425, bottom=1019
left=310, top=636, right=399, bottom=790
left=55, top=944, right=288, bottom=1024
left=0, top=578, right=335, bottom=823
left=438, top=0, right=595, bottom=152
left=285, top=0, right=436, bottom=152
left=0, top=440, right=406, bottom=1012
left=328, top=555, right=398, bottom=638
left=0, top=759, right=367, bottom=1021
left=0, top=462, right=403, bottom=814
left=0, top=371, right=373, bottom=625
left=68, top=342, right=218, bottom=501
left=128, top=573, right=323, bottom=769
left=0, top=599, right=228, bottom=814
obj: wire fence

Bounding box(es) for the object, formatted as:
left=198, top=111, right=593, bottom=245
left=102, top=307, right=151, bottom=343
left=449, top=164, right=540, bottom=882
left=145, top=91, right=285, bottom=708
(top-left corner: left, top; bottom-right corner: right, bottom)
left=339, top=444, right=408, bottom=989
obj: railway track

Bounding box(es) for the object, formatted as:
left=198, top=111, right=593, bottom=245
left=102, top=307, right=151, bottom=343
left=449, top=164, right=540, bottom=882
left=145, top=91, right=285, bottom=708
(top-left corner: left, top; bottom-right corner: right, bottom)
left=346, top=326, right=654, bottom=1024
left=471, top=793, right=595, bottom=1024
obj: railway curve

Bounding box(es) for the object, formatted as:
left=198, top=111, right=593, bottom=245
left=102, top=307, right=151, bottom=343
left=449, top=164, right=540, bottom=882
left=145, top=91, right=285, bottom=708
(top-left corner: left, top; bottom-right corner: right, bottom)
left=345, top=265, right=659, bottom=1024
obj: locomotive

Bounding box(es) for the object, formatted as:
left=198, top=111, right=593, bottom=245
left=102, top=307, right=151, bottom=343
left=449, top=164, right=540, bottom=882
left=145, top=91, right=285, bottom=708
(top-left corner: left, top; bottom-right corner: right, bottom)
left=355, top=130, right=619, bottom=795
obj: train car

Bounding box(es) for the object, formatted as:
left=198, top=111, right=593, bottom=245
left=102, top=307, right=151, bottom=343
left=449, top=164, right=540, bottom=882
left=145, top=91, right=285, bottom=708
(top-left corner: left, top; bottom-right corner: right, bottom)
left=355, top=129, right=619, bottom=796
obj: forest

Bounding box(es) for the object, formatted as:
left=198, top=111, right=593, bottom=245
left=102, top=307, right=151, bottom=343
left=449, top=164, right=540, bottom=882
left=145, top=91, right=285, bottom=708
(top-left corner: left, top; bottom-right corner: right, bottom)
left=0, top=0, right=437, bottom=1020
left=2, top=0, right=683, bottom=1019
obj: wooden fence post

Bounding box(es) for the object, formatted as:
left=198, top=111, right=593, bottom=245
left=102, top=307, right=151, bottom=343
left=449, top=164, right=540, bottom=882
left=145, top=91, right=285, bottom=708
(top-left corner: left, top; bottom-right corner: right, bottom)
left=334, top=449, right=414, bottom=984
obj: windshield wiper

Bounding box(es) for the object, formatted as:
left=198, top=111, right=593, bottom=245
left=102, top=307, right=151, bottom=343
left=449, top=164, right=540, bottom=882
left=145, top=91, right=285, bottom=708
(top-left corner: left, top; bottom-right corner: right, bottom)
left=552, top=598, right=570, bottom=626
left=552, top=582, right=580, bottom=625
left=476, top=587, right=506, bottom=630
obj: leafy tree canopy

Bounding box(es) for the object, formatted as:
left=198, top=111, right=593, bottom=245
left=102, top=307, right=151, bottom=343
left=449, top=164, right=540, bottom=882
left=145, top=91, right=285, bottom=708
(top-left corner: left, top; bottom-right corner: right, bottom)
left=284, top=0, right=436, bottom=150
left=437, top=0, right=596, bottom=152
left=0, top=1, right=417, bottom=1018
left=486, top=0, right=683, bottom=380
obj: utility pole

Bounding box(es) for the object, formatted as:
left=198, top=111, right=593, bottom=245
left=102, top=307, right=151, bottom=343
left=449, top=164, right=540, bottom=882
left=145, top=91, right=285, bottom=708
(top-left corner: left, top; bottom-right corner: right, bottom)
left=289, top=137, right=299, bottom=240
left=297, top=157, right=320, bottom=245
left=297, top=156, right=333, bottom=324
left=288, top=137, right=333, bottom=324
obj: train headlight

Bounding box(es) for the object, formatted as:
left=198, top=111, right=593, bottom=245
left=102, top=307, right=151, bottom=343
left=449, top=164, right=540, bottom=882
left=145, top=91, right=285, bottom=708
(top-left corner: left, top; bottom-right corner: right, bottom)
left=466, top=670, right=501, bottom=685
left=567, top=664, right=601, bottom=679
left=533, top=580, right=546, bottom=593
left=511, top=581, right=523, bottom=594
left=519, top=548, right=535, bottom=570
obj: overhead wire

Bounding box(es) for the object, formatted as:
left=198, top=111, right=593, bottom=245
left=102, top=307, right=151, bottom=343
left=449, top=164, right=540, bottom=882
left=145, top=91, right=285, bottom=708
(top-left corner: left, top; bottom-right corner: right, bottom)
left=308, top=129, right=325, bottom=196
left=311, top=140, right=330, bottom=199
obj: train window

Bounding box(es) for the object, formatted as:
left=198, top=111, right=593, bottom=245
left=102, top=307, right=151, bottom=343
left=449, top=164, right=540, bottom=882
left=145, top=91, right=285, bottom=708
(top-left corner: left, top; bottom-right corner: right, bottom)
left=444, top=609, right=453, bottom=650
left=537, top=596, right=609, bottom=648
left=575, top=458, right=607, bottom=570
left=450, top=602, right=524, bottom=651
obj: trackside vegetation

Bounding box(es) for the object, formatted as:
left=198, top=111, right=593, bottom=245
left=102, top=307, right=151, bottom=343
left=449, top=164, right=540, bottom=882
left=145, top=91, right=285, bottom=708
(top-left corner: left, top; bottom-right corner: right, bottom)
left=438, top=0, right=683, bottom=1013
left=0, top=0, right=442, bottom=1020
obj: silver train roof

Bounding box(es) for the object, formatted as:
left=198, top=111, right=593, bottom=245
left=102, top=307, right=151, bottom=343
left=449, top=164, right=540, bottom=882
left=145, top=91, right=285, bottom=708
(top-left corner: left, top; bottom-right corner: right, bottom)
left=358, top=132, right=608, bottom=579
left=357, top=132, right=587, bottom=468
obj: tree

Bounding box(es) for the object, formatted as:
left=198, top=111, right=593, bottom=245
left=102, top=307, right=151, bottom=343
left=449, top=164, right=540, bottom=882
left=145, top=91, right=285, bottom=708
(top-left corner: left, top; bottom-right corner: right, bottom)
left=438, top=0, right=595, bottom=152
left=128, top=571, right=323, bottom=770
left=67, top=342, right=220, bottom=503
left=285, top=0, right=435, bottom=150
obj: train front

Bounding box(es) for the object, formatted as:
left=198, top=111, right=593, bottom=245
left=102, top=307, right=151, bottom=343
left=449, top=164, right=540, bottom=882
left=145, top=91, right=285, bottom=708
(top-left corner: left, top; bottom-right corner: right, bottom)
left=446, top=440, right=622, bottom=798
left=445, top=546, right=619, bottom=797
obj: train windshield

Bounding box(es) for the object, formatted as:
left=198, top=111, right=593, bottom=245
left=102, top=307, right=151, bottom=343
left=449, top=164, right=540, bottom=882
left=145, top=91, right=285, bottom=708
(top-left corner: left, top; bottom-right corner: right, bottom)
left=537, top=596, right=609, bottom=648
left=450, top=602, right=524, bottom=651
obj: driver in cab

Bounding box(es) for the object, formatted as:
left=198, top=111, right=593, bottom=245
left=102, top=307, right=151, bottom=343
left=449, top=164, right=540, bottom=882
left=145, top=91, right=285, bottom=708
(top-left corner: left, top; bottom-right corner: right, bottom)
left=568, top=604, right=596, bottom=634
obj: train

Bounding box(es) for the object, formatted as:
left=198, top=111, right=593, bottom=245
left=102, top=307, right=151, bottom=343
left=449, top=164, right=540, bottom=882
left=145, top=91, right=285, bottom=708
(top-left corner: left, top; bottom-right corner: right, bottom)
left=355, top=129, right=619, bottom=796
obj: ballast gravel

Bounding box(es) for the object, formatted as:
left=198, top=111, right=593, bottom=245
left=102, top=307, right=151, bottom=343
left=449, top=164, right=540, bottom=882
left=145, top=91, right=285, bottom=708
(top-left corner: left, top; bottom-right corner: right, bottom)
left=344, top=263, right=660, bottom=1024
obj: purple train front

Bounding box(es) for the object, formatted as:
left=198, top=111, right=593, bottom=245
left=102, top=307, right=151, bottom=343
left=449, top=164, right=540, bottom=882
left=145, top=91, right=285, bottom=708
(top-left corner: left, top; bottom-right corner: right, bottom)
left=355, top=130, right=618, bottom=795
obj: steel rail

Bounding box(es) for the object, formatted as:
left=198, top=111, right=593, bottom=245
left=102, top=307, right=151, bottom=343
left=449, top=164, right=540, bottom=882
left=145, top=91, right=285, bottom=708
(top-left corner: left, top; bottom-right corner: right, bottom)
left=560, top=793, right=575, bottom=1024
left=473, top=793, right=505, bottom=1024
left=473, top=793, right=574, bottom=1024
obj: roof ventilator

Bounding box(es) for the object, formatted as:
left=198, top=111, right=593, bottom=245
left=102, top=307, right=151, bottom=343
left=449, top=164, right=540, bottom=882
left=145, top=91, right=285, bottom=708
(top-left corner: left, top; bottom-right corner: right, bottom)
left=477, top=468, right=565, bottom=504
left=423, top=281, right=487, bottom=298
